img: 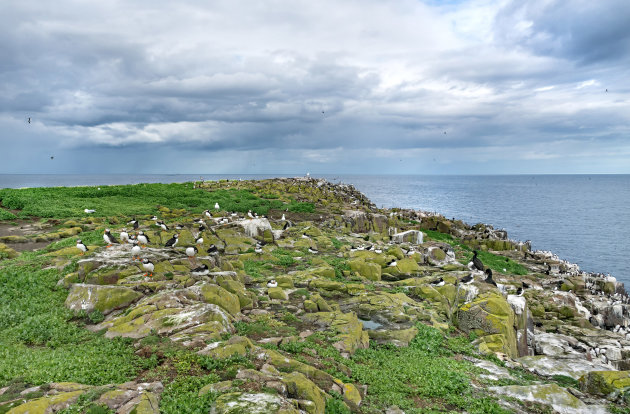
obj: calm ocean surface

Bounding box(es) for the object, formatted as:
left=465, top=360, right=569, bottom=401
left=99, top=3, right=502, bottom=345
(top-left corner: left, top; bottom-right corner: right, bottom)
left=1, top=174, right=628, bottom=287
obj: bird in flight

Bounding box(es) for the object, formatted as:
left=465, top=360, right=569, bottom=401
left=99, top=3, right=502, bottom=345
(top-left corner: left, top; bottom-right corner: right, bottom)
left=27, top=117, right=31, bottom=124
left=50, top=156, right=54, bottom=160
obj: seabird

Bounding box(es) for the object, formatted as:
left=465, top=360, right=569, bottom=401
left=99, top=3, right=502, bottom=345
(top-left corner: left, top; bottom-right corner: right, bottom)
left=84, top=208, right=96, bottom=214
left=214, top=202, right=220, bottom=210
left=142, top=258, right=155, bottom=277
left=516, top=287, right=524, bottom=296
left=254, top=245, right=263, bottom=254
left=131, top=240, right=141, bottom=261
left=120, top=229, right=129, bottom=244
left=198, top=224, right=206, bottom=232
left=460, top=274, right=475, bottom=285
left=301, top=233, right=310, bottom=239
left=471, top=251, right=484, bottom=271
left=247, top=210, right=254, bottom=219
left=103, top=229, right=118, bottom=248
left=151, top=215, right=158, bottom=221
left=483, top=269, right=497, bottom=286
left=157, top=221, right=169, bottom=231
left=308, top=247, right=318, bottom=254
left=186, top=246, right=198, bottom=265
left=137, top=231, right=150, bottom=247
left=27, top=117, right=31, bottom=124
left=267, top=279, right=278, bottom=288
left=165, top=234, right=179, bottom=248
left=204, top=209, right=212, bottom=218
left=281, top=214, right=286, bottom=221
left=387, top=259, right=397, bottom=267
left=50, top=156, right=54, bottom=160
left=374, top=248, right=383, bottom=254
left=283, top=222, right=290, bottom=230
left=207, top=244, right=218, bottom=254
left=128, top=218, right=139, bottom=230
left=195, top=235, right=204, bottom=245
left=191, top=264, right=209, bottom=276
left=430, top=277, right=445, bottom=287
left=76, top=239, right=88, bottom=255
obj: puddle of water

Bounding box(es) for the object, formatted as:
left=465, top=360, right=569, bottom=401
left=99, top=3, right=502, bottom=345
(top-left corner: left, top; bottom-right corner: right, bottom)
left=359, top=319, right=383, bottom=330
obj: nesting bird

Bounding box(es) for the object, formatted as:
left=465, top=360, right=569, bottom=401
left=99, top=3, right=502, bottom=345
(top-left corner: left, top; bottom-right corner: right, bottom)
left=387, top=259, right=397, bottom=267
left=267, top=279, right=278, bottom=289
left=207, top=244, right=219, bottom=254
left=191, top=264, right=209, bottom=276
left=165, top=234, right=179, bottom=248
left=308, top=247, right=319, bottom=254
left=76, top=239, right=88, bottom=255
left=430, top=277, right=445, bottom=287
left=142, top=258, right=154, bottom=277
left=460, top=274, right=475, bottom=285
left=195, top=234, right=204, bottom=245
left=103, top=229, right=118, bottom=248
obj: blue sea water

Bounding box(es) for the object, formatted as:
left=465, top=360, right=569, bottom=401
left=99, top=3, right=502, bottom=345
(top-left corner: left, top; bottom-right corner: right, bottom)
left=1, top=174, right=628, bottom=287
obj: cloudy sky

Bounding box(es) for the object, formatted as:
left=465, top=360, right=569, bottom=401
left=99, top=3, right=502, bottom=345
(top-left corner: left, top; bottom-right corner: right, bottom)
left=1, top=0, right=629, bottom=174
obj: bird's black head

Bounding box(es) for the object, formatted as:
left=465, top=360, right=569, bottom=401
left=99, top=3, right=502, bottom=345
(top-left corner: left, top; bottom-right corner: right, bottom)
left=485, top=269, right=492, bottom=277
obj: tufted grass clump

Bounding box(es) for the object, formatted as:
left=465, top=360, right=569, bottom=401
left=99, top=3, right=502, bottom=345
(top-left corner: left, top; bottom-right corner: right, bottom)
left=159, top=375, right=220, bottom=414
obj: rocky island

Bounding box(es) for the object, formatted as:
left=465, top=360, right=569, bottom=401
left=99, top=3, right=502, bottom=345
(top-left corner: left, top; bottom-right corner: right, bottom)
left=0, top=178, right=628, bottom=414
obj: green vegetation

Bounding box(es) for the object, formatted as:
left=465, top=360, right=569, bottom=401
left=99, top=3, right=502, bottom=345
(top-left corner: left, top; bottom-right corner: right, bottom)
left=0, top=254, right=141, bottom=386
left=0, top=184, right=313, bottom=219
left=347, top=324, right=509, bottom=413
left=463, top=250, right=528, bottom=275
left=160, top=375, right=219, bottom=414
left=0, top=209, right=17, bottom=220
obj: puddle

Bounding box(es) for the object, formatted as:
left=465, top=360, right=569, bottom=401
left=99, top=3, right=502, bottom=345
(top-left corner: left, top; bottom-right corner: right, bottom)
left=359, top=319, right=383, bottom=330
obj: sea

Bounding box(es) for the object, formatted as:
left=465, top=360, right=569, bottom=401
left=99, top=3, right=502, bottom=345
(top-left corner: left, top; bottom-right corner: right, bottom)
left=1, top=174, right=628, bottom=287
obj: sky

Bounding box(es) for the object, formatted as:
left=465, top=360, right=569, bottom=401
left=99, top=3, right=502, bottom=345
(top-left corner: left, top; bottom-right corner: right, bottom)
left=1, top=0, right=629, bottom=174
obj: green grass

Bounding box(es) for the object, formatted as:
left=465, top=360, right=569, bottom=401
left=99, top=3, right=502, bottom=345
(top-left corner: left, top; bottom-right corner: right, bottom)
left=0, top=254, right=141, bottom=387
left=347, top=323, right=510, bottom=413
left=0, top=184, right=313, bottom=219
left=159, top=375, right=219, bottom=414
left=423, top=229, right=455, bottom=244
left=462, top=250, right=528, bottom=275
left=0, top=209, right=17, bottom=220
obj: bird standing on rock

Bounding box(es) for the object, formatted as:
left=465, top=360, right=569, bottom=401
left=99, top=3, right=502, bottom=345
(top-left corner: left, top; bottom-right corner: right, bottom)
left=186, top=246, right=198, bottom=265
left=460, top=274, right=475, bottom=284
left=103, top=229, right=118, bottom=248
left=195, top=235, right=204, bottom=245
left=142, top=258, right=154, bottom=277
left=484, top=269, right=497, bottom=286
left=207, top=244, right=218, bottom=254
left=430, top=277, right=445, bottom=287
left=165, top=234, right=179, bottom=248
left=76, top=240, right=88, bottom=255
left=192, top=264, right=209, bottom=276
left=120, top=229, right=129, bottom=244
left=137, top=231, right=150, bottom=248
left=131, top=240, right=141, bottom=261
left=267, top=279, right=278, bottom=288
left=470, top=251, right=484, bottom=271
left=128, top=218, right=139, bottom=230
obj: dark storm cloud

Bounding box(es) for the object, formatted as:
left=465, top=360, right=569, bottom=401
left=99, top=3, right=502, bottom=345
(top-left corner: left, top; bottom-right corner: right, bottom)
left=0, top=0, right=629, bottom=174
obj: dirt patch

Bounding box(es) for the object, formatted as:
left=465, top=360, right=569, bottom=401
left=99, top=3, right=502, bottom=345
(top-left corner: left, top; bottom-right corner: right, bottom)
left=0, top=221, right=53, bottom=252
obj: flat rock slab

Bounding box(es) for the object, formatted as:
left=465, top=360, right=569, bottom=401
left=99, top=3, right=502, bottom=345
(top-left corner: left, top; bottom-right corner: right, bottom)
left=490, top=384, right=608, bottom=414
left=517, top=355, right=612, bottom=380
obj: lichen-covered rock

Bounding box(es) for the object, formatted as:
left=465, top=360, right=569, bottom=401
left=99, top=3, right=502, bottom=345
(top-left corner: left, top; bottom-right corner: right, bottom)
left=65, top=284, right=142, bottom=315
left=348, top=258, right=381, bottom=281
left=518, top=355, right=612, bottom=380
left=489, top=383, right=607, bottom=414
left=196, top=283, right=241, bottom=315
left=268, top=287, right=289, bottom=300
left=579, top=370, right=630, bottom=396
left=302, top=311, right=369, bottom=354
left=391, top=230, right=423, bottom=244
left=7, top=390, right=85, bottom=414
left=211, top=392, right=301, bottom=414
left=0, top=243, right=19, bottom=259
left=457, top=292, right=518, bottom=358
left=282, top=372, right=326, bottom=414
left=198, top=335, right=254, bottom=358
left=367, top=326, right=418, bottom=347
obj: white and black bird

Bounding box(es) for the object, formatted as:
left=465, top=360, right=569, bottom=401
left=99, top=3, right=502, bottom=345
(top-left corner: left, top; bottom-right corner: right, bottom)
left=157, top=220, right=169, bottom=231
left=301, top=233, right=310, bottom=239
left=267, top=279, right=278, bottom=289
left=460, top=274, right=475, bottom=285
left=137, top=231, right=150, bottom=247
left=76, top=239, right=88, bottom=255
left=283, top=222, right=290, bottom=230
left=430, top=277, right=445, bottom=287
left=254, top=244, right=263, bottom=254
left=516, top=287, right=524, bottom=296
left=247, top=210, right=254, bottom=219
left=198, top=224, right=206, bottom=232
left=103, top=229, right=118, bottom=248
left=186, top=246, right=198, bottom=264
left=151, top=215, right=158, bottom=221
left=142, top=258, right=155, bottom=277
left=128, top=218, right=139, bottom=230
left=214, top=202, right=220, bottom=210
left=120, top=229, right=129, bottom=244
left=131, top=240, right=141, bottom=261
left=470, top=251, right=484, bottom=271
left=374, top=248, right=383, bottom=254
left=484, top=269, right=497, bottom=287
left=165, top=234, right=179, bottom=248
left=191, top=264, right=209, bottom=276
left=195, top=234, right=204, bottom=245
left=204, top=209, right=212, bottom=218
left=308, top=247, right=318, bottom=254
left=175, top=223, right=184, bottom=230
left=84, top=208, right=96, bottom=214
left=207, top=244, right=219, bottom=254
left=387, top=259, right=397, bottom=267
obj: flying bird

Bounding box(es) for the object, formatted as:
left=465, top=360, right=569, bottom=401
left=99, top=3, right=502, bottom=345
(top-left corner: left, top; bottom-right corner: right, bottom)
left=50, top=156, right=54, bottom=160
left=27, top=117, right=31, bottom=124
